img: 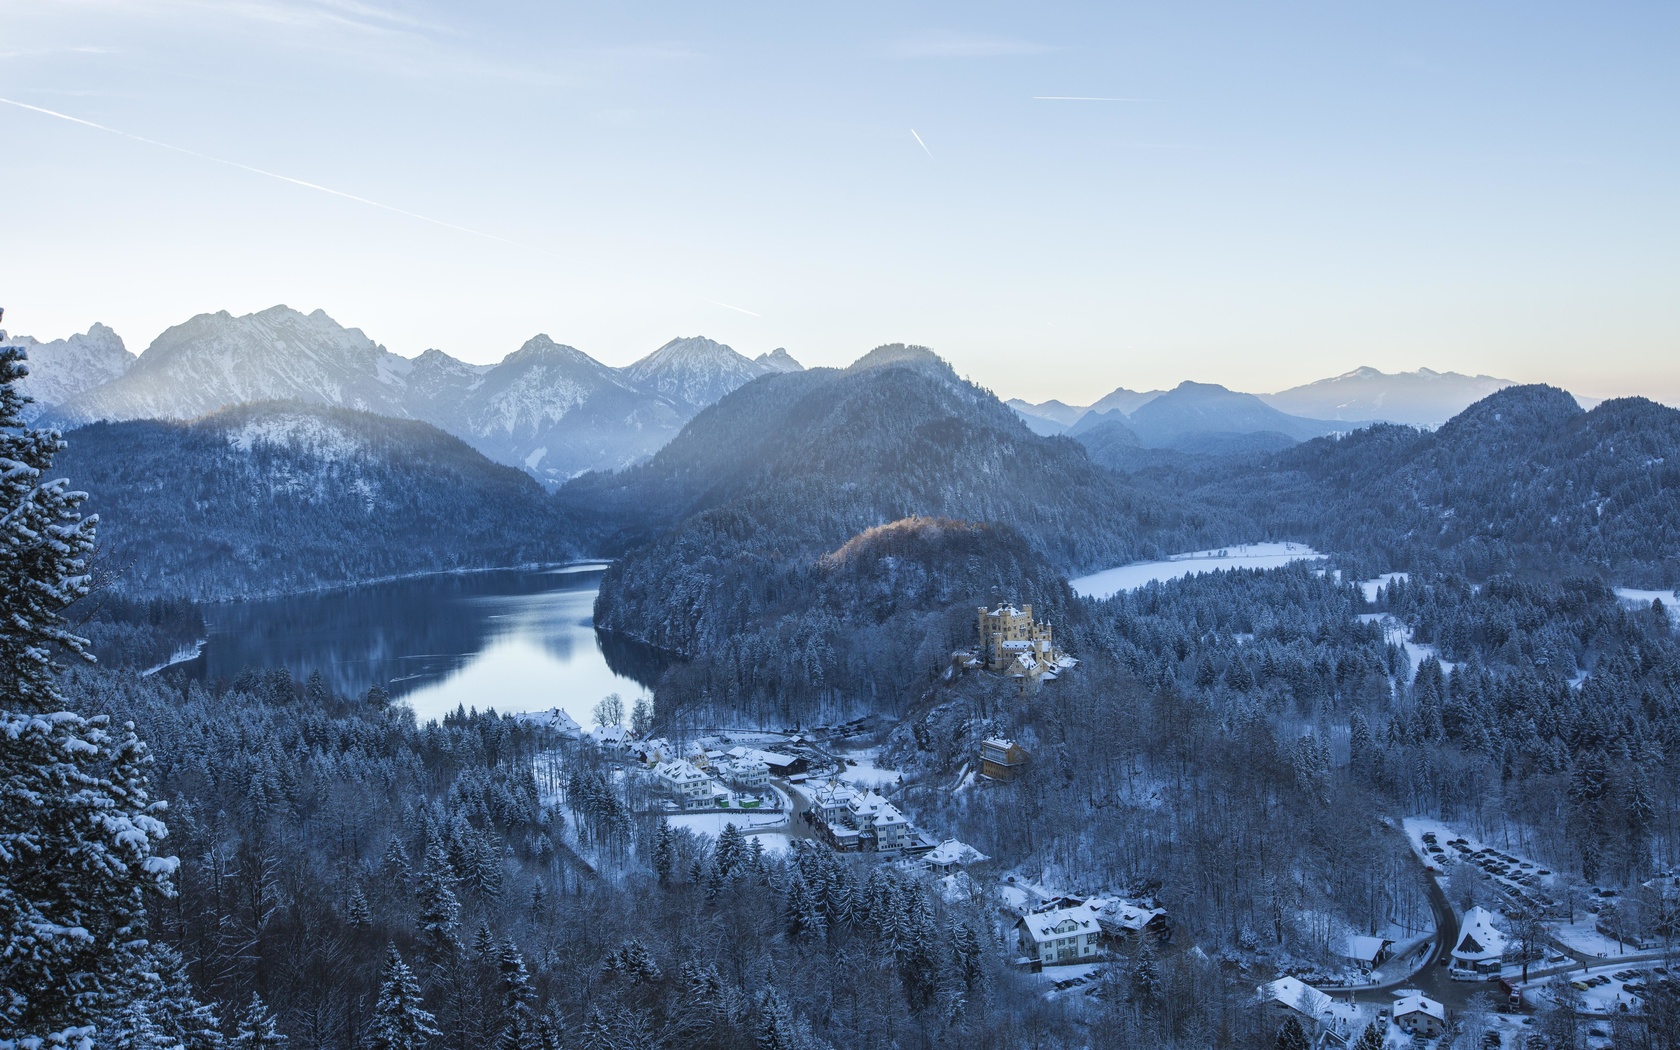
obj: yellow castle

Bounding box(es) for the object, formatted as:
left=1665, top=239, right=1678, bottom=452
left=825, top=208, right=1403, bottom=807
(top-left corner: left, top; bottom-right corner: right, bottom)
left=965, top=603, right=1071, bottom=690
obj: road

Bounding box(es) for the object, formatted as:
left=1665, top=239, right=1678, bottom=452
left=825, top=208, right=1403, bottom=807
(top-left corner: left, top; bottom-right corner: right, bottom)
left=1328, top=861, right=1675, bottom=1014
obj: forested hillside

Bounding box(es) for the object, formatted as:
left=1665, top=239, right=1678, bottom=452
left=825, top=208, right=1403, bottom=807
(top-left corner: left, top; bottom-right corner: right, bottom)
left=58, top=403, right=582, bottom=600
left=1180, top=386, right=1680, bottom=585
left=582, top=347, right=1244, bottom=722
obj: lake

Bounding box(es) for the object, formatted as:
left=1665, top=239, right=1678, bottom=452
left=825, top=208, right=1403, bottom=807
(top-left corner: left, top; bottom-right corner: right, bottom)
left=180, top=564, right=667, bottom=726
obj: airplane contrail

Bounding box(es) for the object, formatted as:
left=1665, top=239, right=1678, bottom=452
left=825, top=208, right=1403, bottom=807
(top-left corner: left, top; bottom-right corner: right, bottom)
left=910, top=128, right=933, bottom=159
left=0, top=96, right=527, bottom=250
left=1032, top=96, right=1148, bottom=102
left=0, top=96, right=763, bottom=319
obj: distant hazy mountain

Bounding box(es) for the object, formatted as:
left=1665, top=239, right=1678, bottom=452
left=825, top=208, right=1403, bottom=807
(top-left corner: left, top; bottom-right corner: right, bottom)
left=1, top=323, right=135, bottom=422
left=42, top=305, right=803, bottom=485
left=57, top=402, right=579, bottom=600
left=1260, top=366, right=1515, bottom=427
left=1087, top=386, right=1165, bottom=417
left=1005, top=398, right=1086, bottom=435
left=1126, top=381, right=1360, bottom=449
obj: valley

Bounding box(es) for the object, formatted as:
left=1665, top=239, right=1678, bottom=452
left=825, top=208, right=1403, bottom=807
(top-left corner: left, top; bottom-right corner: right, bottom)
left=7, top=331, right=1680, bottom=1050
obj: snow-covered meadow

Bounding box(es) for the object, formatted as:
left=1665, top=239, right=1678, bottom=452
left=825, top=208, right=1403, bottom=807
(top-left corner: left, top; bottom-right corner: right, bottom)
left=1070, top=542, right=1325, bottom=600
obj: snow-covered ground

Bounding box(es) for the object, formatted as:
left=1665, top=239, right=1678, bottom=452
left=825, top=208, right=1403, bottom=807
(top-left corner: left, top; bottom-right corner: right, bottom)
left=1070, top=542, right=1325, bottom=600
left=664, top=811, right=786, bottom=836
left=1615, top=587, right=1678, bottom=627
left=1360, top=614, right=1454, bottom=682
left=1552, top=918, right=1633, bottom=959
left=833, top=748, right=902, bottom=790
left=1360, top=572, right=1410, bottom=603
left=140, top=639, right=206, bottom=677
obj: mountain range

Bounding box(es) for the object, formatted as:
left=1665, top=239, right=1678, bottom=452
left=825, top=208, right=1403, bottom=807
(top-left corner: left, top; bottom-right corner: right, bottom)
left=2, top=322, right=136, bottom=422
left=29, top=306, right=802, bottom=485
left=1008, top=366, right=1532, bottom=451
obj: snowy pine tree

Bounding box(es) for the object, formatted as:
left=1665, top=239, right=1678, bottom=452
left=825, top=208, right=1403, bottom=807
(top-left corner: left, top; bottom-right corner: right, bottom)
left=1353, top=1020, right=1386, bottom=1050
left=231, top=994, right=286, bottom=1050
left=0, top=343, right=176, bottom=1042
left=1275, top=1016, right=1310, bottom=1050
left=138, top=944, right=223, bottom=1050
left=369, top=946, right=439, bottom=1050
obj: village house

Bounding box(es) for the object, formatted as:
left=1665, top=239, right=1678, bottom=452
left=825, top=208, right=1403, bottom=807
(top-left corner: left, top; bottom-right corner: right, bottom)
left=725, top=745, right=808, bottom=777
left=653, top=759, right=717, bottom=810
left=1257, top=977, right=1332, bottom=1036
left=719, top=756, right=771, bottom=790
left=1339, top=935, right=1393, bottom=972
left=923, top=839, right=989, bottom=874
left=980, top=738, right=1030, bottom=782
left=1092, top=898, right=1171, bottom=945
left=1392, top=992, right=1447, bottom=1038
left=802, top=779, right=923, bottom=853
left=1018, top=900, right=1103, bottom=967
left=1450, top=906, right=1507, bottom=978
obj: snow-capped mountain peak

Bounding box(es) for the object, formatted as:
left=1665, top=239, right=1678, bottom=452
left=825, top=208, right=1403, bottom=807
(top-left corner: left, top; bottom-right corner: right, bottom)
left=4, top=322, right=135, bottom=422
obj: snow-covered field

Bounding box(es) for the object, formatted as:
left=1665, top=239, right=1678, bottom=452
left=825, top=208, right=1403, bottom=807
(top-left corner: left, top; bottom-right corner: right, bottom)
left=1552, top=918, right=1634, bottom=959
left=1616, top=587, right=1678, bottom=627
left=834, top=749, right=902, bottom=790
left=1070, top=542, right=1325, bottom=600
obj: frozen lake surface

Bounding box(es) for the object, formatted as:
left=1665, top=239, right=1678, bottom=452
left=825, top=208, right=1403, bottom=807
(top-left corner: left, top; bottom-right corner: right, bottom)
left=1070, top=542, right=1325, bottom=600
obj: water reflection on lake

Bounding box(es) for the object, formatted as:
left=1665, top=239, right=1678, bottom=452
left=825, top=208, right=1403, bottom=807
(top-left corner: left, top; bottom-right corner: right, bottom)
left=184, top=565, right=666, bottom=726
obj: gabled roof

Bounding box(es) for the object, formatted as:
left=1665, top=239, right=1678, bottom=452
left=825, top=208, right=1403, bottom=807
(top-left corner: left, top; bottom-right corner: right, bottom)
left=1343, top=935, right=1392, bottom=963
left=654, top=760, right=712, bottom=785
left=1394, top=992, right=1445, bottom=1022
left=1019, top=902, right=1100, bottom=944
left=924, top=839, right=989, bottom=867
left=1093, top=898, right=1167, bottom=933
left=1453, top=907, right=1506, bottom=962
left=1259, top=977, right=1331, bottom=1018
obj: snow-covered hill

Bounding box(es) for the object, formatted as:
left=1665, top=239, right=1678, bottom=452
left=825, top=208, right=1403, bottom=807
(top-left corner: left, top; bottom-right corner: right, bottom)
left=2, top=323, right=135, bottom=422
left=39, top=306, right=804, bottom=485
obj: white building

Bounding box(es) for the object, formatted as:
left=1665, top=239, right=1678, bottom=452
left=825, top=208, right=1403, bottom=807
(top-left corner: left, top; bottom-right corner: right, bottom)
left=653, top=760, right=716, bottom=809
left=1451, top=906, right=1507, bottom=977
left=1393, top=991, right=1447, bottom=1038
left=924, top=839, right=989, bottom=874
left=719, top=757, right=770, bottom=789
left=1018, top=901, right=1103, bottom=966
left=872, top=802, right=913, bottom=851
left=1258, top=977, right=1332, bottom=1031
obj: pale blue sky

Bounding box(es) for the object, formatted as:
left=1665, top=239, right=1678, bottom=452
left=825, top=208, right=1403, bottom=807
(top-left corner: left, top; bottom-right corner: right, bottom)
left=2, top=1, right=1676, bottom=404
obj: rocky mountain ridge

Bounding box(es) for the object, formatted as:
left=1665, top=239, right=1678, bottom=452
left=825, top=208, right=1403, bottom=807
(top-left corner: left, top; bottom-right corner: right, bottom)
left=37, top=306, right=803, bottom=485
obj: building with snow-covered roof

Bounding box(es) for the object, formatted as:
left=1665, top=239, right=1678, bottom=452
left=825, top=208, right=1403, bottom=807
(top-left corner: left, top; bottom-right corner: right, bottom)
left=653, top=760, right=716, bottom=809
left=1092, top=898, right=1171, bottom=943
left=871, top=802, right=913, bottom=851
left=722, top=745, right=806, bottom=776
left=1393, top=992, right=1447, bottom=1038
left=980, top=738, right=1029, bottom=781
left=1339, top=935, right=1393, bottom=970
left=719, top=756, right=770, bottom=789
left=1258, top=977, right=1332, bottom=1030
left=1450, top=906, right=1507, bottom=976
left=1017, top=901, right=1103, bottom=966
left=924, top=839, right=989, bottom=873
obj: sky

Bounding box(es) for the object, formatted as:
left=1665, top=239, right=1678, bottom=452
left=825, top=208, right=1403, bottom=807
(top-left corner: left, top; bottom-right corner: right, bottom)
left=1, top=1, right=1677, bottom=405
